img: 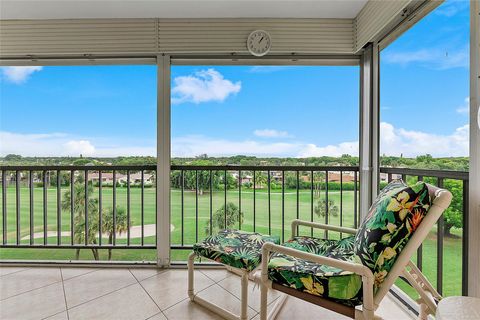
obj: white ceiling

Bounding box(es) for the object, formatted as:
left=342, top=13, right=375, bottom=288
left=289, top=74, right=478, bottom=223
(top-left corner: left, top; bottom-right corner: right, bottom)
left=0, top=0, right=368, bottom=20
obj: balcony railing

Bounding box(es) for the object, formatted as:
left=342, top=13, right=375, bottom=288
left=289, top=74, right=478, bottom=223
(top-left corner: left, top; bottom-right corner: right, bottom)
left=0, top=165, right=469, bottom=296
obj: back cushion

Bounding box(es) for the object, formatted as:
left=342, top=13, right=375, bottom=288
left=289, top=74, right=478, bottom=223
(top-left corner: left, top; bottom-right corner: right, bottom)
left=354, top=180, right=431, bottom=289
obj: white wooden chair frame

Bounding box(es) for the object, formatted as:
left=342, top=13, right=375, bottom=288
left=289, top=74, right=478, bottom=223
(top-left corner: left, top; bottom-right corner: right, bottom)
left=259, top=184, right=452, bottom=320
left=188, top=252, right=288, bottom=320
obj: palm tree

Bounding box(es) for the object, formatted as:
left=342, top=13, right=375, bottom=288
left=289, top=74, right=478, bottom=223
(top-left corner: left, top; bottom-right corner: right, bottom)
left=102, top=206, right=130, bottom=260
left=62, top=182, right=100, bottom=260
left=255, top=172, right=267, bottom=189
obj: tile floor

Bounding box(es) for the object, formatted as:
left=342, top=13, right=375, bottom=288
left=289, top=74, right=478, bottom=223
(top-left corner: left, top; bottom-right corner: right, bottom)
left=0, top=266, right=415, bottom=320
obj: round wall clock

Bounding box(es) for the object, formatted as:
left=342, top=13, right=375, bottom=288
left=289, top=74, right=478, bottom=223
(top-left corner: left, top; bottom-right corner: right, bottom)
left=247, top=30, right=272, bottom=57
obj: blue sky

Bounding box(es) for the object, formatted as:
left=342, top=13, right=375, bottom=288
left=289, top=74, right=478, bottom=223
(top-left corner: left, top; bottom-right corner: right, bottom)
left=0, top=0, right=470, bottom=158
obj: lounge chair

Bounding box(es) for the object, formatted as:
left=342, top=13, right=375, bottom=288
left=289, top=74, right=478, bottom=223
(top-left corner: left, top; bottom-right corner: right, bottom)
left=259, top=180, right=452, bottom=320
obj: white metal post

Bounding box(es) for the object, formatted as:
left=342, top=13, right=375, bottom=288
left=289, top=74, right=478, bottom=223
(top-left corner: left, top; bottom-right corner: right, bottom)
left=469, top=0, right=480, bottom=298
left=157, top=54, right=171, bottom=267
left=359, top=43, right=380, bottom=222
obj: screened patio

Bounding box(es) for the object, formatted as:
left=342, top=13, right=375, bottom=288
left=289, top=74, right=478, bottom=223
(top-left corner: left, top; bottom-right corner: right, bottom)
left=0, top=0, right=479, bottom=319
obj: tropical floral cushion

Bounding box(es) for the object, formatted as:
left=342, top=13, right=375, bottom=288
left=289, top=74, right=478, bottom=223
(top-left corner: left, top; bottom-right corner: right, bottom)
left=193, top=229, right=280, bottom=271
left=354, top=180, right=431, bottom=290
left=268, top=235, right=363, bottom=306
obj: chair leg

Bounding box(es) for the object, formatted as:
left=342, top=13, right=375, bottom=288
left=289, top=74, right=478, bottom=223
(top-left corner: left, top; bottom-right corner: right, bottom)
left=240, top=271, right=248, bottom=320
left=187, top=252, right=195, bottom=301
left=260, top=277, right=268, bottom=320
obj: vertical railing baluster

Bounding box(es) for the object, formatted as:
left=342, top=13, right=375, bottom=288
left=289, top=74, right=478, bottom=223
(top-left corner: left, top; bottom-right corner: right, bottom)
left=324, top=170, right=329, bottom=239
left=1, top=170, right=6, bottom=245
left=43, top=170, right=47, bottom=245
left=268, top=170, right=271, bottom=235
left=84, top=170, right=88, bottom=246
left=99, top=171, right=102, bottom=246
left=296, top=171, right=299, bottom=236
left=113, top=170, right=116, bottom=246
left=387, top=173, right=392, bottom=183
left=253, top=170, right=256, bottom=232
left=238, top=170, right=242, bottom=230
left=56, top=170, right=61, bottom=245
left=462, top=180, right=469, bottom=296
left=310, top=170, right=314, bottom=237
left=29, top=171, right=33, bottom=245
left=127, top=170, right=131, bottom=246
left=140, top=170, right=144, bottom=246
left=340, top=171, right=343, bottom=238
left=281, top=170, right=285, bottom=242
left=354, top=170, right=358, bottom=228
left=16, top=171, right=20, bottom=245
left=437, top=177, right=444, bottom=295
left=195, top=170, right=198, bottom=242
left=181, top=170, right=184, bottom=243
left=70, top=170, right=74, bottom=245
left=224, top=170, right=227, bottom=229
left=209, top=170, right=213, bottom=236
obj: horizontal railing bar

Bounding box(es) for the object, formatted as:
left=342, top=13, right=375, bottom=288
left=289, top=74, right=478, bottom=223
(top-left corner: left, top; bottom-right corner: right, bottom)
left=172, top=165, right=360, bottom=171
left=0, top=245, right=156, bottom=249
left=380, top=167, right=468, bottom=180
left=0, top=165, right=157, bottom=171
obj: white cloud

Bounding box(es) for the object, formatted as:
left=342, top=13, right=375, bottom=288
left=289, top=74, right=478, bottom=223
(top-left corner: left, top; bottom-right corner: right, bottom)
left=297, top=141, right=359, bottom=158
left=379, top=122, right=468, bottom=157
left=172, top=69, right=241, bottom=104
left=172, top=135, right=298, bottom=157
left=254, top=129, right=291, bottom=138
left=63, top=140, right=96, bottom=156
left=1, top=66, right=43, bottom=84
left=1, top=122, right=469, bottom=158
left=0, top=131, right=155, bottom=157
left=382, top=46, right=468, bottom=70
left=456, top=97, right=469, bottom=114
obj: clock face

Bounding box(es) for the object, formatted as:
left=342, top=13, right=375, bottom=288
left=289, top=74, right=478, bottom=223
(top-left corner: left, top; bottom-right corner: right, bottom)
left=247, top=30, right=271, bottom=57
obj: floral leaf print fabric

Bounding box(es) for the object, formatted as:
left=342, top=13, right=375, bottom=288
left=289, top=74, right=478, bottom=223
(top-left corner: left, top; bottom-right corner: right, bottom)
left=267, top=235, right=363, bottom=305
left=354, top=180, right=431, bottom=290
left=193, top=229, right=280, bottom=271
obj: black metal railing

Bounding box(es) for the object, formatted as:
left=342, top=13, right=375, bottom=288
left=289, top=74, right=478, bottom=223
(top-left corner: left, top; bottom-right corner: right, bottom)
left=380, top=167, right=469, bottom=296
left=0, top=165, right=157, bottom=250
left=170, top=165, right=360, bottom=249
left=0, top=164, right=470, bottom=297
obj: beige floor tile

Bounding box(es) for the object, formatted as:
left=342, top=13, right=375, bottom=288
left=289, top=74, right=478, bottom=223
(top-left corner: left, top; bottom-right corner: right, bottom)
left=196, top=284, right=258, bottom=319
left=0, top=267, right=30, bottom=277
left=163, top=298, right=224, bottom=320
left=199, top=268, right=231, bottom=283
left=61, top=267, right=100, bottom=280
left=68, top=283, right=160, bottom=320
left=0, top=267, right=62, bottom=300
left=274, top=295, right=350, bottom=320
left=129, top=267, right=164, bottom=282
left=146, top=312, right=168, bottom=320
left=45, top=311, right=69, bottom=320
left=140, top=269, right=214, bottom=310
left=0, top=282, right=66, bottom=320
left=63, top=268, right=136, bottom=308
left=376, top=294, right=415, bottom=320
left=217, top=276, right=281, bottom=312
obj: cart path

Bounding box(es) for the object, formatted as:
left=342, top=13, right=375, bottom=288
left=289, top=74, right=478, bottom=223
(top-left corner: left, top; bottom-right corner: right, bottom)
left=20, top=223, right=174, bottom=240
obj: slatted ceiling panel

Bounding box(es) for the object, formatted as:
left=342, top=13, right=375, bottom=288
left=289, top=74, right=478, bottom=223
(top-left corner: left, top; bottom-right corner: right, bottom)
left=354, top=0, right=412, bottom=52
left=0, top=19, right=158, bottom=56
left=158, top=19, right=355, bottom=54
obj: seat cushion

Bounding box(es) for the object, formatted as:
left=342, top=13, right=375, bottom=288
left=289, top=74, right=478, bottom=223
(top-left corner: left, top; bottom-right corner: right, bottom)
left=354, top=180, right=432, bottom=290
left=193, top=229, right=280, bottom=271
left=268, top=235, right=363, bottom=306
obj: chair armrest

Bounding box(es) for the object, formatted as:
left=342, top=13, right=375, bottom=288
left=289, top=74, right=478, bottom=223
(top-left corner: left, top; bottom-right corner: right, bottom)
left=291, top=219, right=357, bottom=238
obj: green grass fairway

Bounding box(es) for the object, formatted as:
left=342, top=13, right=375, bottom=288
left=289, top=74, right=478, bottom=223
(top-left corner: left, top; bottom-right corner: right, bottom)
left=0, top=186, right=464, bottom=298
